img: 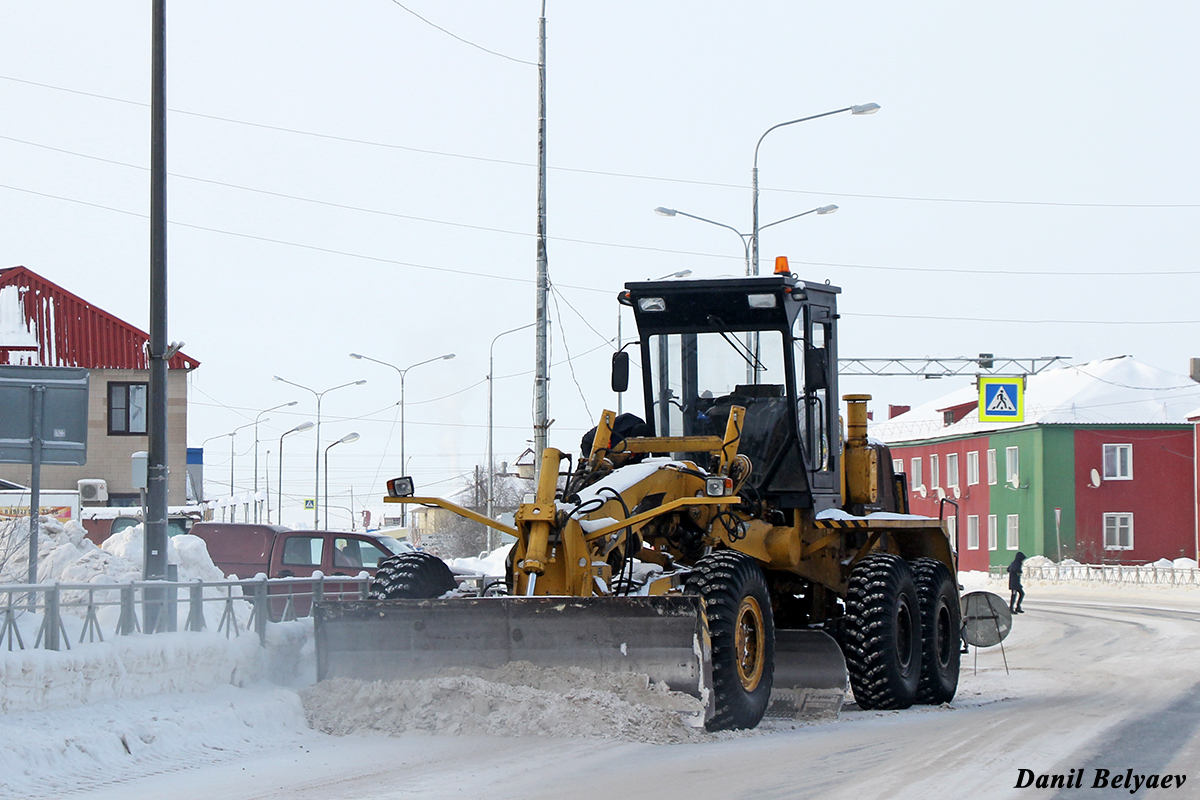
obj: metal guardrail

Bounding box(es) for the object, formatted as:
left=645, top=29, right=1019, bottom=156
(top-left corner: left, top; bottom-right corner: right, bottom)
left=989, top=564, right=1200, bottom=587
left=0, top=574, right=372, bottom=653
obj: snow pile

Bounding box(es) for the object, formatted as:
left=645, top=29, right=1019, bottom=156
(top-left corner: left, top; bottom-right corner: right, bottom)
left=0, top=517, right=224, bottom=586
left=448, top=544, right=509, bottom=577
left=1023, top=555, right=1055, bottom=568
left=0, top=685, right=309, bottom=800
left=300, top=663, right=706, bottom=744
left=0, top=631, right=269, bottom=714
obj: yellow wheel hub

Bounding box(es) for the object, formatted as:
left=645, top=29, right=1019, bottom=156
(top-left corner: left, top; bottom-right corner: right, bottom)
left=734, top=595, right=765, bottom=691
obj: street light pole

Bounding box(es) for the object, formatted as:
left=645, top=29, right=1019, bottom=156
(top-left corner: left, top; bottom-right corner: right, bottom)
left=350, top=352, right=454, bottom=528
left=324, top=432, right=360, bottom=530
left=277, top=421, right=314, bottom=525
left=254, top=401, right=296, bottom=518
left=751, top=102, right=878, bottom=274
left=273, top=377, right=366, bottom=529
left=655, top=205, right=837, bottom=276
left=488, top=323, right=536, bottom=545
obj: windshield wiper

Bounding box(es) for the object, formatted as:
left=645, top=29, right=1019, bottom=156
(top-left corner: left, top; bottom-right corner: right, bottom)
left=706, top=315, right=767, bottom=373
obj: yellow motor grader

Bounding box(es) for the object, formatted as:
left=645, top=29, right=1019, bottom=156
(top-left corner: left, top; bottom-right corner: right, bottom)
left=314, top=265, right=960, bottom=731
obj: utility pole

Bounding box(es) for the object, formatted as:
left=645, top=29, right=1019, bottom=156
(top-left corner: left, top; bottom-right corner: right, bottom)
left=533, top=0, right=550, bottom=477
left=145, top=0, right=169, bottom=587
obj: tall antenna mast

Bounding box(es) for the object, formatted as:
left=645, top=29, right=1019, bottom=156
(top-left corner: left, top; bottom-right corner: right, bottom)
left=533, top=1, right=550, bottom=475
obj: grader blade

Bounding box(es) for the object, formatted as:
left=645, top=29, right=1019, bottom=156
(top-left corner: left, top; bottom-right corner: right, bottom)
left=314, top=595, right=714, bottom=722
left=764, top=629, right=849, bottom=720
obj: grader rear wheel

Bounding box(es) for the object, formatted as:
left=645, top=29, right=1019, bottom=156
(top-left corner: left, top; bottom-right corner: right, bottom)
left=685, top=551, right=775, bottom=731
left=368, top=552, right=457, bottom=600
left=844, top=553, right=922, bottom=710
left=912, top=557, right=961, bottom=704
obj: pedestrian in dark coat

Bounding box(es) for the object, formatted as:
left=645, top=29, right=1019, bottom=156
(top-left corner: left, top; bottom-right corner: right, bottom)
left=1008, top=551, right=1026, bottom=613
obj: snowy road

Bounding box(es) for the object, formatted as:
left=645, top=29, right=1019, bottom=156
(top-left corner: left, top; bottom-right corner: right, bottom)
left=39, top=584, right=1197, bottom=800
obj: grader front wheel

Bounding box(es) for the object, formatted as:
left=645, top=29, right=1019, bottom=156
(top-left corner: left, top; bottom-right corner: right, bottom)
left=368, top=552, right=457, bottom=600
left=685, top=551, right=775, bottom=731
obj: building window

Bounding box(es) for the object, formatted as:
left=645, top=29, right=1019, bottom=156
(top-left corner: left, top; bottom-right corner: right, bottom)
left=108, top=382, right=148, bottom=435
left=987, top=449, right=997, bottom=485
left=1006, top=446, right=1019, bottom=486
left=1103, top=513, right=1134, bottom=550
left=1006, top=514, right=1020, bottom=550
left=947, top=514, right=957, bottom=544
left=987, top=515, right=998, bottom=550
left=892, top=458, right=904, bottom=476
left=1103, top=444, right=1133, bottom=481
left=967, top=515, right=980, bottom=550
left=911, top=457, right=923, bottom=491
left=966, top=451, right=980, bottom=486
left=946, top=453, right=960, bottom=489
left=930, top=454, right=940, bottom=489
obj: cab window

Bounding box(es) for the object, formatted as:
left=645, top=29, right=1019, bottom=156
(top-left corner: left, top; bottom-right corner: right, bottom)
left=333, top=537, right=391, bottom=569
left=281, top=536, right=324, bottom=567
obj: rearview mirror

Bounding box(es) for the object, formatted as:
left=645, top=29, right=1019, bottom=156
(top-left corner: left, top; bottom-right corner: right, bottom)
left=805, top=347, right=829, bottom=391
left=611, top=351, right=630, bottom=393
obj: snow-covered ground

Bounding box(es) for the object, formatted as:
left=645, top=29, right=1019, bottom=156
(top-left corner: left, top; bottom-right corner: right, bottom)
left=3, top=521, right=1199, bottom=799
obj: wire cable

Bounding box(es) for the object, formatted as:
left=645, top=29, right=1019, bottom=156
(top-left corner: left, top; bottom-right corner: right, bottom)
left=4, top=73, right=1199, bottom=209
left=385, top=0, right=535, bottom=66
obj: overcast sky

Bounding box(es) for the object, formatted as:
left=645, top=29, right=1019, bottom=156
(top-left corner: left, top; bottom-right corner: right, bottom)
left=2, top=2, right=1197, bottom=528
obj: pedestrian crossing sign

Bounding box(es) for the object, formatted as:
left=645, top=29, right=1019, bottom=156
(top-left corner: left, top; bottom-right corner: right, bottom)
left=304, top=499, right=316, bottom=511
left=978, top=376, right=1024, bottom=422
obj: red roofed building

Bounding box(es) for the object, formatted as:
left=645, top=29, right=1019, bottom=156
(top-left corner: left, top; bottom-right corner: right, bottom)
left=0, top=266, right=199, bottom=504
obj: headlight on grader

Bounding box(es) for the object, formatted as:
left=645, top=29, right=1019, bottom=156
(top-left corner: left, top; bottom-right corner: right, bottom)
left=387, top=477, right=415, bottom=498
left=705, top=476, right=733, bottom=497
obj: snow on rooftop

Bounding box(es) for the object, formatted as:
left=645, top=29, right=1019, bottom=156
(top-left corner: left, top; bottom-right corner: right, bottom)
left=0, top=284, right=37, bottom=347
left=872, top=356, right=1200, bottom=444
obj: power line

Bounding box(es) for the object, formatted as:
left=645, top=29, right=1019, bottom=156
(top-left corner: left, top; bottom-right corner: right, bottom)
left=3, top=73, right=1198, bottom=210
left=844, top=311, right=1200, bottom=326
left=385, top=0, right=535, bottom=66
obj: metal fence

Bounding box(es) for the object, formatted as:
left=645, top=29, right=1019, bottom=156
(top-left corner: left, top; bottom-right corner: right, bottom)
left=0, top=574, right=372, bottom=653
left=988, top=563, right=1200, bottom=587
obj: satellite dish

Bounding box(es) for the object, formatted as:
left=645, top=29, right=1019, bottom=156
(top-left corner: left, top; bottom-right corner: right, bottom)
left=1009, top=474, right=1020, bottom=489
left=960, top=591, right=1013, bottom=647
left=1089, top=468, right=1102, bottom=488
left=953, top=486, right=962, bottom=500
left=918, top=485, right=928, bottom=498
left=936, top=486, right=947, bottom=501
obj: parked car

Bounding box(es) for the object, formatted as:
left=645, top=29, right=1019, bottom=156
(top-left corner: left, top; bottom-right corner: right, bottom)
left=187, top=523, right=416, bottom=619
left=186, top=523, right=413, bottom=580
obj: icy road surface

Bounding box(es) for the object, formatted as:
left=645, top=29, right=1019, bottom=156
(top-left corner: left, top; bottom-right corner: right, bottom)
left=12, top=583, right=1200, bottom=800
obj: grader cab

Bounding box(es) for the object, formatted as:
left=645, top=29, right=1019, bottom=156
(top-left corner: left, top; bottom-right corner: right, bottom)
left=315, top=266, right=960, bottom=731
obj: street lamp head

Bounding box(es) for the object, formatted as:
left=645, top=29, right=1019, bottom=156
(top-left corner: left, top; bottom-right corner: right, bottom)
left=289, top=421, right=315, bottom=434
left=817, top=205, right=839, bottom=215
left=349, top=353, right=363, bottom=360
left=441, top=354, right=456, bottom=360
left=353, top=379, right=367, bottom=386
left=654, top=207, right=678, bottom=217
left=339, top=432, right=361, bottom=445
left=850, top=103, right=881, bottom=115
left=272, top=375, right=283, bottom=382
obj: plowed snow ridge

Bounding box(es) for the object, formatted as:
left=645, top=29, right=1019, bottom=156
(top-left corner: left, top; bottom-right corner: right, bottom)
left=300, top=663, right=707, bottom=744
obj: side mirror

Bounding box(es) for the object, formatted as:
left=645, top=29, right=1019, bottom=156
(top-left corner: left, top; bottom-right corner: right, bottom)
left=611, top=351, right=630, bottom=393
left=805, top=347, right=829, bottom=391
